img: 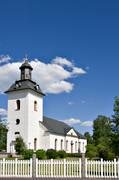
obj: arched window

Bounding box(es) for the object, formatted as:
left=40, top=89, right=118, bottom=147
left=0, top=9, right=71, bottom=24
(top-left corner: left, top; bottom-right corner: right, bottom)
left=15, top=132, right=20, bottom=135
left=71, top=141, right=73, bottom=153
left=55, top=139, right=57, bottom=150
left=34, top=101, right=37, bottom=111
left=83, top=142, right=85, bottom=152
left=21, top=73, right=25, bottom=80
left=34, top=138, right=37, bottom=151
left=16, top=100, right=20, bottom=110
left=29, top=73, right=31, bottom=80
left=66, top=140, right=68, bottom=151
left=16, top=119, right=20, bottom=125
left=78, top=142, right=81, bottom=152
left=61, top=140, right=63, bottom=150
left=75, top=141, right=77, bottom=151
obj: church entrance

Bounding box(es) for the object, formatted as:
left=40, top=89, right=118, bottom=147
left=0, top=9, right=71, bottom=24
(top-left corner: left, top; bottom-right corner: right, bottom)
left=34, top=138, right=37, bottom=151
left=10, top=141, right=16, bottom=153
left=71, top=141, right=73, bottom=153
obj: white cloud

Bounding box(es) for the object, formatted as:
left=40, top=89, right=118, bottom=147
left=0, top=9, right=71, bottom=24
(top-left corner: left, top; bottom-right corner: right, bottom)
left=0, top=55, right=11, bottom=64
left=85, top=66, right=90, bottom=70
left=61, top=117, right=93, bottom=127
left=0, top=108, right=7, bottom=116
left=81, top=121, right=93, bottom=127
left=72, top=67, right=86, bottom=74
left=0, top=56, right=86, bottom=94
left=61, top=118, right=81, bottom=125
left=68, top=102, right=73, bottom=105
left=81, top=100, right=86, bottom=104
left=52, top=57, right=73, bottom=67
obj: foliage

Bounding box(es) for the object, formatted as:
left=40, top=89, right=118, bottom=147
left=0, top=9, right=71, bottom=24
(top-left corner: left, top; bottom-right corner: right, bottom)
left=84, top=132, right=93, bottom=144
left=57, top=150, right=67, bottom=158
left=67, top=153, right=81, bottom=158
left=93, top=115, right=112, bottom=146
left=15, top=136, right=26, bottom=155
left=97, top=144, right=108, bottom=160
left=22, top=149, right=34, bottom=159
left=86, top=144, right=98, bottom=159
left=36, top=149, right=46, bottom=159
left=0, top=116, right=7, bottom=151
left=111, top=96, right=119, bottom=156
left=46, top=149, right=58, bottom=159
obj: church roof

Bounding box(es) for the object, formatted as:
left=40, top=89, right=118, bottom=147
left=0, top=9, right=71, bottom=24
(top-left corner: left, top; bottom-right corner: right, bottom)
left=42, top=116, right=86, bottom=139
left=19, top=62, right=33, bottom=70
left=5, top=79, right=45, bottom=96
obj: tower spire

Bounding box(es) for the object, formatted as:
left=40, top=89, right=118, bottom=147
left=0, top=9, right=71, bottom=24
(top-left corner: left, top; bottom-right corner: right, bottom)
left=25, top=54, right=28, bottom=63
left=19, top=54, right=33, bottom=80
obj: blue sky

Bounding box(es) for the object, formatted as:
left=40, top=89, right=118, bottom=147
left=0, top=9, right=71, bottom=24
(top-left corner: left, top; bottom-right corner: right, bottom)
left=0, top=0, right=119, bottom=135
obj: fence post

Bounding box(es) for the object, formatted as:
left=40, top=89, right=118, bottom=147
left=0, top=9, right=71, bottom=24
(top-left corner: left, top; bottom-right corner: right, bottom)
left=32, top=154, right=36, bottom=178
left=81, top=153, right=85, bottom=178
left=64, top=159, right=66, bottom=177
left=3, top=158, right=5, bottom=176
left=15, top=158, right=17, bottom=176
left=114, top=159, right=117, bottom=178
left=85, top=158, right=87, bottom=178
left=51, top=159, right=53, bottom=177
left=30, top=158, right=32, bottom=177
left=101, top=158, right=103, bottom=177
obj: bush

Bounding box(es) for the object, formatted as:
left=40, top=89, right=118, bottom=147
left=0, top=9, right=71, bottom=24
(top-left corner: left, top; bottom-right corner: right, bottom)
left=58, top=150, right=67, bottom=158
left=86, top=144, right=98, bottom=159
left=36, top=149, right=46, bottom=159
left=15, top=136, right=26, bottom=155
left=46, top=149, right=58, bottom=159
left=67, top=153, right=81, bottom=158
left=107, top=152, right=115, bottom=160
left=22, top=149, right=34, bottom=159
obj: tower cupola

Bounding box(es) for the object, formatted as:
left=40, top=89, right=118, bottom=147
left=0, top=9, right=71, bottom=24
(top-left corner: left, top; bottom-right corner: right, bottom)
left=19, top=55, right=33, bottom=80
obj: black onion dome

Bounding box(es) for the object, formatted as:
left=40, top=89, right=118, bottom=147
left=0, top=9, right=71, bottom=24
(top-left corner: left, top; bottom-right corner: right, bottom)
left=19, top=62, right=33, bottom=70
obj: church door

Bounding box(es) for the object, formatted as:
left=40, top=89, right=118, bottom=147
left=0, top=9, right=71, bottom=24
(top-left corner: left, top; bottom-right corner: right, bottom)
left=34, top=138, right=37, bottom=151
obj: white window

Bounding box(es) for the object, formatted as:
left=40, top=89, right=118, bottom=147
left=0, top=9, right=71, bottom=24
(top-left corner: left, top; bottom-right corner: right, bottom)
left=16, top=100, right=20, bottom=110
left=61, top=140, right=63, bottom=150
left=34, top=101, right=37, bottom=111
left=55, top=139, right=57, bottom=150
left=75, top=141, right=77, bottom=151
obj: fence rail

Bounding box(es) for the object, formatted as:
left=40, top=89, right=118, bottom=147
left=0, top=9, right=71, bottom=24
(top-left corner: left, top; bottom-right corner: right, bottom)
left=86, top=158, right=119, bottom=178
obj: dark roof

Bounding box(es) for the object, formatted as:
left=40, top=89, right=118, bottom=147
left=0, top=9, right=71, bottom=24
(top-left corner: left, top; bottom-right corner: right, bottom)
left=19, top=63, right=33, bottom=70
left=42, top=116, right=86, bottom=139
left=5, top=79, right=45, bottom=96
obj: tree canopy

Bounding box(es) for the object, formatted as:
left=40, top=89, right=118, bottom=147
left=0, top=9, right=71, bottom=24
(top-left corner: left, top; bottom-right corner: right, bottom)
left=0, top=115, right=7, bottom=151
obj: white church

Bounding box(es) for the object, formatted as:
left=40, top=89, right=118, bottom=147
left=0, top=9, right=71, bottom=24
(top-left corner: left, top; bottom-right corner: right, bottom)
left=6, top=56, right=87, bottom=154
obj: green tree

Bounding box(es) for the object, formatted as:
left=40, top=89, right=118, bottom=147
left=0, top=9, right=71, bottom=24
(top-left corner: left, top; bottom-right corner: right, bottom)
left=15, top=136, right=26, bottom=155
left=93, top=115, right=112, bottom=147
left=84, top=132, right=93, bottom=144
left=111, top=96, right=119, bottom=156
left=0, top=115, right=7, bottom=151
left=86, top=144, right=98, bottom=159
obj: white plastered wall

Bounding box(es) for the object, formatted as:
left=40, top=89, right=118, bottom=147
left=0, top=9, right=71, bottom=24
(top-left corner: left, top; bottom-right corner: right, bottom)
left=7, top=89, right=43, bottom=152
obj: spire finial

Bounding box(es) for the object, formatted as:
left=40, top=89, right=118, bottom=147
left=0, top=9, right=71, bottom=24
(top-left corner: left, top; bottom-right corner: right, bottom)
left=25, top=54, right=28, bottom=63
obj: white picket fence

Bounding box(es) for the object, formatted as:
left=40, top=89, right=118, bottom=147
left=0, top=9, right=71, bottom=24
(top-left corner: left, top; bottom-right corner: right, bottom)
left=0, top=158, right=32, bottom=177
left=0, top=158, right=119, bottom=178
left=36, top=159, right=82, bottom=177
left=86, top=159, right=119, bottom=178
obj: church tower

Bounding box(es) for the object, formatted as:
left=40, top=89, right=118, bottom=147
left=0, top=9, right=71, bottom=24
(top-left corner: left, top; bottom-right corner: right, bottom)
left=6, top=56, right=45, bottom=153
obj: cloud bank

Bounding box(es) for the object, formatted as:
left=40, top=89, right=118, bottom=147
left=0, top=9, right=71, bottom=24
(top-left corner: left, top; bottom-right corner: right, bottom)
left=0, top=108, right=7, bottom=116
left=0, top=56, right=86, bottom=94
left=61, top=118, right=93, bottom=127
left=0, top=55, right=11, bottom=64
